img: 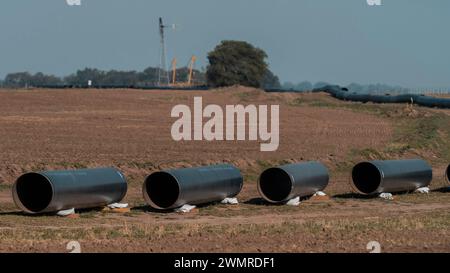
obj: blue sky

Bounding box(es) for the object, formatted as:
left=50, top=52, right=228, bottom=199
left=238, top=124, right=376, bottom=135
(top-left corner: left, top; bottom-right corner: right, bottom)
left=0, top=0, right=449, bottom=89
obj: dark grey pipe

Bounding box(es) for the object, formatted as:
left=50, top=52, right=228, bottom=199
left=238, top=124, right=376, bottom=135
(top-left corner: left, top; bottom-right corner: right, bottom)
left=257, top=162, right=329, bottom=203
left=143, top=164, right=243, bottom=210
left=309, top=85, right=450, bottom=109
left=351, top=159, right=432, bottom=195
left=13, top=168, right=127, bottom=214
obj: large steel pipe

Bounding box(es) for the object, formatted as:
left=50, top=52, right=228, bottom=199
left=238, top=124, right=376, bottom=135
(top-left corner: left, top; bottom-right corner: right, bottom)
left=13, top=168, right=127, bottom=214
left=143, top=164, right=243, bottom=210
left=351, top=159, right=432, bottom=195
left=258, top=162, right=329, bottom=203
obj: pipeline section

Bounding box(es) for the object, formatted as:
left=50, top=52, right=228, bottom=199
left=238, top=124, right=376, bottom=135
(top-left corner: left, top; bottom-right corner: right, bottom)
left=29, top=83, right=450, bottom=108
left=143, top=164, right=243, bottom=210
left=311, top=85, right=450, bottom=109
left=258, top=162, right=329, bottom=203
left=13, top=168, right=128, bottom=214
left=351, top=159, right=432, bottom=195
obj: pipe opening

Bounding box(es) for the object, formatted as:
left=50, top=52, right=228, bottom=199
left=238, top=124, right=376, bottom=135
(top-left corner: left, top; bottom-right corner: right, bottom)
left=258, top=168, right=292, bottom=202
left=352, top=162, right=382, bottom=194
left=14, top=173, right=53, bottom=213
left=144, top=172, right=180, bottom=209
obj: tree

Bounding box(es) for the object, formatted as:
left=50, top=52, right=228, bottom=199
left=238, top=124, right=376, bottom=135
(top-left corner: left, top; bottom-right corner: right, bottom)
left=313, top=81, right=330, bottom=90
left=282, top=81, right=296, bottom=90
left=206, top=40, right=268, bottom=88
left=64, top=68, right=105, bottom=86
left=4, top=72, right=33, bottom=87
left=139, top=67, right=159, bottom=85
left=102, top=70, right=139, bottom=86
left=261, top=69, right=281, bottom=89
left=296, top=81, right=313, bottom=91
left=30, top=72, right=62, bottom=86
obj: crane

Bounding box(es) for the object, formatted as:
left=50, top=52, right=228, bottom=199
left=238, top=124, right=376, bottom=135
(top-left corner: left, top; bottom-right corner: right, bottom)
left=187, top=55, right=197, bottom=86
left=169, top=55, right=197, bottom=87
left=171, top=58, right=177, bottom=85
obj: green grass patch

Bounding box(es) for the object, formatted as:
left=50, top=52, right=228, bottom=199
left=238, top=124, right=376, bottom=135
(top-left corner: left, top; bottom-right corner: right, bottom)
left=292, top=95, right=450, bottom=164
left=394, top=114, right=450, bottom=162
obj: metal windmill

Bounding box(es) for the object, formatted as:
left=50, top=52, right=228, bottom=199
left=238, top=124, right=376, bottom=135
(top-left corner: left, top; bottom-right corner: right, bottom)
left=157, top=17, right=176, bottom=86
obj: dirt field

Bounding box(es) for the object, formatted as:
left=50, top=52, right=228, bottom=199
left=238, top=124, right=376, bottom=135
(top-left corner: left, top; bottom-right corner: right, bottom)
left=0, top=86, right=449, bottom=253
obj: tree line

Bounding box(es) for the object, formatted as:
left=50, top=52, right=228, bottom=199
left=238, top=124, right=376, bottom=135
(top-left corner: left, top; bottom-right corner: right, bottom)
left=0, top=67, right=207, bottom=88
left=0, top=39, right=419, bottom=93
left=0, top=67, right=280, bottom=89
left=0, top=40, right=282, bottom=89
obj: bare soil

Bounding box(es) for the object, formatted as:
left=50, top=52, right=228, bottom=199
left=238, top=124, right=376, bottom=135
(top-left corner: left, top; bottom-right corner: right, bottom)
left=0, top=87, right=448, bottom=253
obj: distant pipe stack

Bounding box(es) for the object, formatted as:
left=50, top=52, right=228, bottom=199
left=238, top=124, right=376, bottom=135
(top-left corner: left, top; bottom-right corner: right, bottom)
left=13, top=168, right=127, bottom=214
left=258, top=162, right=329, bottom=203
left=351, top=159, right=433, bottom=195
left=143, top=164, right=243, bottom=210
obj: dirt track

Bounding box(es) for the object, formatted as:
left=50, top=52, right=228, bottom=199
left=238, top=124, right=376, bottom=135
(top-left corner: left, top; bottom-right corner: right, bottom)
left=0, top=87, right=449, bottom=253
